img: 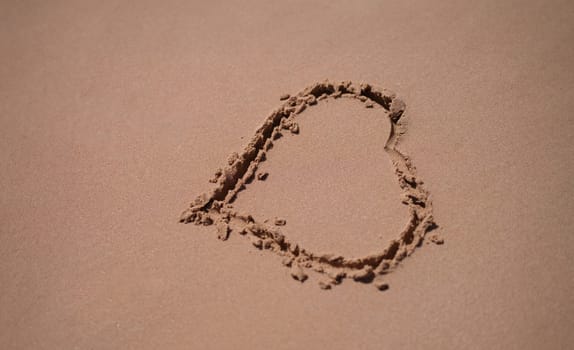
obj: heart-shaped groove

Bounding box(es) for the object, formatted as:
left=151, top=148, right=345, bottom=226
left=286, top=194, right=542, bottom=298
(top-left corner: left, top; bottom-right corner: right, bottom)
left=180, top=80, right=438, bottom=291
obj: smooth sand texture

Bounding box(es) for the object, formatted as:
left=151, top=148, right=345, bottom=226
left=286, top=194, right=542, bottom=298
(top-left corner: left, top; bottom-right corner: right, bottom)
left=1, top=0, right=574, bottom=349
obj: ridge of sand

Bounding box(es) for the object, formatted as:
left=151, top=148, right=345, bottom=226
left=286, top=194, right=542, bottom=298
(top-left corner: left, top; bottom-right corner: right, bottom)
left=179, top=80, right=439, bottom=290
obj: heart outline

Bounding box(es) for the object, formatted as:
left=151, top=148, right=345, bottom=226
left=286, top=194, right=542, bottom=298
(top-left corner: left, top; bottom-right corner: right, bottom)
left=180, top=80, right=438, bottom=290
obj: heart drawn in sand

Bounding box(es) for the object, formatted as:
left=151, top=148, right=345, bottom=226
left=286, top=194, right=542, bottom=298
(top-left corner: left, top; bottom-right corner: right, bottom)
left=180, top=81, right=439, bottom=291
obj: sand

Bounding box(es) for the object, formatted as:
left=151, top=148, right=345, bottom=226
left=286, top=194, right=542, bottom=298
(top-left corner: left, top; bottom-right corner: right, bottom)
left=233, top=95, right=409, bottom=258
left=1, top=0, right=574, bottom=349
left=180, top=81, right=436, bottom=289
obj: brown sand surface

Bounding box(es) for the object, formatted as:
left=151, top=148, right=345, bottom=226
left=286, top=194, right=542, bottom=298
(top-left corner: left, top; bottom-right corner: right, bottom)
left=232, top=97, right=408, bottom=258
left=1, top=0, right=574, bottom=349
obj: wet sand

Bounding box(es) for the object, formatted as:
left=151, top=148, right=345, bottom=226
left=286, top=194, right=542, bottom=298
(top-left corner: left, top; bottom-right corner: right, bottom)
left=1, top=0, right=574, bottom=349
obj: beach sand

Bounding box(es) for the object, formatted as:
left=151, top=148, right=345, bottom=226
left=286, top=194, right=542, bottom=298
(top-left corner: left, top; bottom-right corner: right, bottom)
left=1, top=0, right=573, bottom=349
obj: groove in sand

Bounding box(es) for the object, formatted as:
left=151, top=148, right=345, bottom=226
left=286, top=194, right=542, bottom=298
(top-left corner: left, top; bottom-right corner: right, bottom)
left=180, top=80, right=439, bottom=291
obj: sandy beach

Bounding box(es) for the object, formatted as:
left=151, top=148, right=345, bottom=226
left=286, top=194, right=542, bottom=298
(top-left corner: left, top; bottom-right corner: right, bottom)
left=1, top=0, right=573, bottom=349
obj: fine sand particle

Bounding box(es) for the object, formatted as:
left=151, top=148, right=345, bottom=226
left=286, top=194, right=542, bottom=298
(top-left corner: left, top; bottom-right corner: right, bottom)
left=256, top=172, right=269, bottom=181
left=274, top=218, right=287, bottom=226
left=180, top=80, right=439, bottom=291
left=291, top=265, right=308, bottom=282
left=375, top=282, right=389, bottom=291
left=428, top=234, right=444, bottom=245
left=216, top=221, right=230, bottom=241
